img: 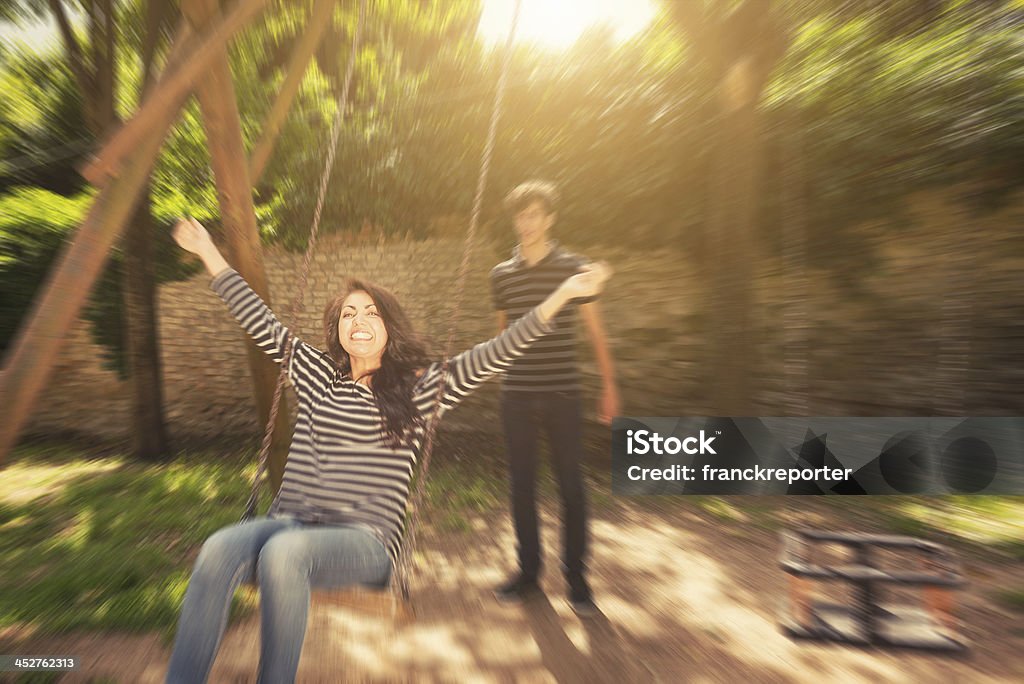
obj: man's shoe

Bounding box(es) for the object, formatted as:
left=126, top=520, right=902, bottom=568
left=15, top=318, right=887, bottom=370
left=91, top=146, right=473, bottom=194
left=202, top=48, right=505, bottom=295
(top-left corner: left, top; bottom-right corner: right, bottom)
left=569, top=579, right=598, bottom=617
left=494, top=574, right=541, bottom=603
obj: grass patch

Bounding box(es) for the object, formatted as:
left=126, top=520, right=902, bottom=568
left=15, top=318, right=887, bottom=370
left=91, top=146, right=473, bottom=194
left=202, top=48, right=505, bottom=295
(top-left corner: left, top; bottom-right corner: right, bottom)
left=5, top=674, right=62, bottom=684
left=874, top=496, right=1024, bottom=556
left=0, top=446, right=267, bottom=637
left=423, top=457, right=505, bottom=533
left=692, top=497, right=750, bottom=523
left=996, top=588, right=1024, bottom=612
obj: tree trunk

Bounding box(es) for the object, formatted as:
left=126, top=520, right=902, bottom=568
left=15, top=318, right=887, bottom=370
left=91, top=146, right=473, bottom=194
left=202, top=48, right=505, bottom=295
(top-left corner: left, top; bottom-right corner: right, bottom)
left=669, top=0, right=788, bottom=415
left=709, top=88, right=760, bottom=415
left=73, top=0, right=172, bottom=461
left=117, top=0, right=172, bottom=460
left=121, top=188, right=170, bottom=461
left=85, top=0, right=173, bottom=460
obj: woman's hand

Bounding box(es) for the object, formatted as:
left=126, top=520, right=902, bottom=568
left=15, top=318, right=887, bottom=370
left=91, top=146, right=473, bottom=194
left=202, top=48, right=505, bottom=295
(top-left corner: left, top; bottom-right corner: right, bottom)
left=173, top=217, right=230, bottom=276
left=537, top=262, right=613, bottom=326
left=560, top=262, right=612, bottom=301
left=172, top=217, right=215, bottom=255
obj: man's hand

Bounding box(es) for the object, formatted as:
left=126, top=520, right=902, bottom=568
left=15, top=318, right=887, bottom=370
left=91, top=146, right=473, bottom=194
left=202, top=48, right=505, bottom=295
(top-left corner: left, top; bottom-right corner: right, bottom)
left=578, top=300, right=619, bottom=427
left=598, top=386, right=621, bottom=426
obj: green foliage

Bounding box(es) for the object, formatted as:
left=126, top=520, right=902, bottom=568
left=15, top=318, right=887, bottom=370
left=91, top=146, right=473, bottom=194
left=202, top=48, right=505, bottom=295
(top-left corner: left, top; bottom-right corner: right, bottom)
left=0, top=35, right=200, bottom=376
left=0, top=183, right=198, bottom=375
left=0, top=188, right=94, bottom=352
left=0, top=0, right=47, bottom=23
left=755, top=0, right=1024, bottom=287
left=151, top=99, right=221, bottom=226
left=0, top=190, right=199, bottom=377
left=0, top=43, right=90, bottom=195
left=2, top=0, right=1022, bottom=361
left=0, top=188, right=90, bottom=267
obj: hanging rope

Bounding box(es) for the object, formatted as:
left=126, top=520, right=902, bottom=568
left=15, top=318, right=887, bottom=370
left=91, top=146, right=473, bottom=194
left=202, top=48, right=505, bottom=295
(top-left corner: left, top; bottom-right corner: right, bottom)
left=242, top=0, right=367, bottom=520
left=394, top=0, right=523, bottom=601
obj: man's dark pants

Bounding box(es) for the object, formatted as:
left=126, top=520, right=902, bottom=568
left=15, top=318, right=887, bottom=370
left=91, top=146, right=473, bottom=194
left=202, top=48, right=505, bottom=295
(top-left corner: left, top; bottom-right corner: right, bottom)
left=500, top=389, right=588, bottom=582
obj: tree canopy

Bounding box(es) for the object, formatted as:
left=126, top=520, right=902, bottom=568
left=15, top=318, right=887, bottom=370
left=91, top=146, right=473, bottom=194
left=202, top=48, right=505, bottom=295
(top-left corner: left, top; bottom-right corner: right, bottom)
left=1, top=0, right=1020, bottom=396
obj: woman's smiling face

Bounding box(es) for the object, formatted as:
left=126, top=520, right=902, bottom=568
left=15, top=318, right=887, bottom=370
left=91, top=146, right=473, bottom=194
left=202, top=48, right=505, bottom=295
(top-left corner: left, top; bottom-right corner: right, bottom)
left=338, top=290, right=388, bottom=360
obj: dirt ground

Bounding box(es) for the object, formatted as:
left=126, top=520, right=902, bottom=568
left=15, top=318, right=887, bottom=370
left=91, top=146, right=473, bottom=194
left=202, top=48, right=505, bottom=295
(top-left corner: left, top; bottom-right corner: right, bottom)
left=3, top=493, right=1022, bottom=684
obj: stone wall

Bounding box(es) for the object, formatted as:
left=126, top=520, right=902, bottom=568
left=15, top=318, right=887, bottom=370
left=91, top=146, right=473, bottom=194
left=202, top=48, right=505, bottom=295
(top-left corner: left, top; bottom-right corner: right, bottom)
left=27, top=236, right=513, bottom=441
left=24, top=191, right=1024, bottom=445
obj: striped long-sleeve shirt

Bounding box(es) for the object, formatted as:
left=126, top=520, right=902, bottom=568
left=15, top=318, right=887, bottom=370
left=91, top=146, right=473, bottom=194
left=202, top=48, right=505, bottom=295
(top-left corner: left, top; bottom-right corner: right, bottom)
left=211, top=269, right=553, bottom=568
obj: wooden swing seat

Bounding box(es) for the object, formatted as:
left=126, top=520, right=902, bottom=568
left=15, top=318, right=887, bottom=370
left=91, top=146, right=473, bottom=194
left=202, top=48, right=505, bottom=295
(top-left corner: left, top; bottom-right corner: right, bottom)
left=242, top=579, right=415, bottom=624
left=313, top=586, right=414, bottom=624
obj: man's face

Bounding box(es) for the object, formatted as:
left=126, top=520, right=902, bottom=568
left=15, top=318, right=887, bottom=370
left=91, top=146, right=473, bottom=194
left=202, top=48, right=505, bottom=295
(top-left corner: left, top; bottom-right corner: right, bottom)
left=513, top=200, right=555, bottom=249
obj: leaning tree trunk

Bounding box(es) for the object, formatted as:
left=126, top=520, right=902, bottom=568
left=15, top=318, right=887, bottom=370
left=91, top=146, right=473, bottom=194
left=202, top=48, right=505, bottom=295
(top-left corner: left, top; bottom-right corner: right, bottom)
left=182, top=0, right=292, bottom=493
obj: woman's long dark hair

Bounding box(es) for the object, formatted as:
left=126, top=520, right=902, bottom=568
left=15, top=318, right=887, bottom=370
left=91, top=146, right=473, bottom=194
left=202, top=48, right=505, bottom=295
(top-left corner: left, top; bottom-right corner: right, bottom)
left=324, top=279, right=432, bottom=448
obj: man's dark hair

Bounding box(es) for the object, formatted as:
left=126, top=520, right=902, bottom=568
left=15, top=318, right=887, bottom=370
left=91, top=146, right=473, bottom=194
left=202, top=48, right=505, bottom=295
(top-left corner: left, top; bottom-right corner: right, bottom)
left=504, top=180, right=559, bottom=215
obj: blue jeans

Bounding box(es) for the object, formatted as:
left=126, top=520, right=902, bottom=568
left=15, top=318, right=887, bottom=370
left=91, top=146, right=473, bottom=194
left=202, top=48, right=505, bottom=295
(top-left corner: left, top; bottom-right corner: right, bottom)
left=500, top=390, right=588, bottom=581
left=165, top=517, right=391, bottom=683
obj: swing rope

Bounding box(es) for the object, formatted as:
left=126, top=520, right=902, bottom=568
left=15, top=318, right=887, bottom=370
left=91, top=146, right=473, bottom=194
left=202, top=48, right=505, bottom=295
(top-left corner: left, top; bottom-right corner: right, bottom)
left=396, top=0, right=522, bottom=601
left=240, top=0, right=523, bottom=609
left=242, top=0, right=367, bottom=521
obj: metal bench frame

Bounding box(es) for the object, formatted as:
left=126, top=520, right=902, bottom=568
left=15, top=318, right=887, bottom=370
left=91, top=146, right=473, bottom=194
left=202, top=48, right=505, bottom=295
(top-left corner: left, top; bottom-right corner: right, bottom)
left=779, top=529, right=968, bottom=652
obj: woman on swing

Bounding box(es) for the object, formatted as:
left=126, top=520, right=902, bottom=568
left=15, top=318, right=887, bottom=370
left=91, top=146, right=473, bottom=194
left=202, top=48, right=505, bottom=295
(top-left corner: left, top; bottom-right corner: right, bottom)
left=166, top=217, right=610, bottom=683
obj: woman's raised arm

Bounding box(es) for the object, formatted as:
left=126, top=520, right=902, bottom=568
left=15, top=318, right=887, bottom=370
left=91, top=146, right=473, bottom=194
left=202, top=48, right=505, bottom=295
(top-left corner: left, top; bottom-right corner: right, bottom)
left=171, top=218, right=336, bottom=398
left=418, top=262, right=612, bottom=411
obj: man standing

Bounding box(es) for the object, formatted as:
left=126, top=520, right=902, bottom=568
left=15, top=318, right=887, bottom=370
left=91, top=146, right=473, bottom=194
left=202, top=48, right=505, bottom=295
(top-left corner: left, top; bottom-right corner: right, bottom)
left=490, top=181, right=620, bottom=616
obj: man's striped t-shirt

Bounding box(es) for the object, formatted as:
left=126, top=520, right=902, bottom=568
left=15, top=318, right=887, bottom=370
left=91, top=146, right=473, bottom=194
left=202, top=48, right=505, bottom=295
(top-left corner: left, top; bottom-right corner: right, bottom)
left=490, top=242, right=595, bottom=392
left=211, top=268, right=552, bottom=569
